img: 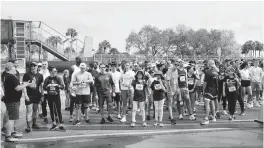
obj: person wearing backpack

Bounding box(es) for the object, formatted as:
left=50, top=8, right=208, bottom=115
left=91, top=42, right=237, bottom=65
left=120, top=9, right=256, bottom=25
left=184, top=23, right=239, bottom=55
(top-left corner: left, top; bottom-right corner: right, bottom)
left=43, top=67, right=65, bottom=131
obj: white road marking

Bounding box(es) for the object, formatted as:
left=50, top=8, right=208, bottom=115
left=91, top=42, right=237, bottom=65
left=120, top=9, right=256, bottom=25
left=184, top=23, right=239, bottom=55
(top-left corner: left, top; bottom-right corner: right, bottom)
left=16, top=128, right=232, bottom=142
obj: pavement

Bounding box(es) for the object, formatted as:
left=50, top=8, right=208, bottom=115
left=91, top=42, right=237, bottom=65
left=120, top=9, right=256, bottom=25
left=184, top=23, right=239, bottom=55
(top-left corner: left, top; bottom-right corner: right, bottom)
left=1, top=91, right=263, bottom=146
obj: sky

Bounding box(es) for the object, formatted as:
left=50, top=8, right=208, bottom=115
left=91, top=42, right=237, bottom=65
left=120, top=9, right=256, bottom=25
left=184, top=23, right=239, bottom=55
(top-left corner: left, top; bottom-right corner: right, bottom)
left=1, top=1, right=264, bottom=53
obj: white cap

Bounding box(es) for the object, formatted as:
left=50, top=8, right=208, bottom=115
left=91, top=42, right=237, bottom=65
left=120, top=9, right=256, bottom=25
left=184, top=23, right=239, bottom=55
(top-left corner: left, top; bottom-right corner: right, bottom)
left=79, top=63, right=87, bottom=68
left=38, top=63, right=42, bottom=66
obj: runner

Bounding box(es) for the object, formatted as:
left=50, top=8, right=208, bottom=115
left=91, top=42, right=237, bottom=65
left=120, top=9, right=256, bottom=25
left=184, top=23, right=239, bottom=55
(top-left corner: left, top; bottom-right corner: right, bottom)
left=187, top=66, right=198, bottom=114
left=109, top=62, right=122, bottom=119
left=63, top=69, right=70, bottom=111
left=23, top=62, right=44, bottom=132
left=72, top=63, right=94, bottom=125
left=223, top=66, right=241, bottom=120
left=146, top=70, right=156, bottom=120
left=218, top=64, right=228, bottom=115
left=151, top=71, right=167, bottom=127
left=43, top=67, right=66, bottom=131
left=120, top=62, right=135, bottom=123
left=131, top=70, right=148, bottom=127
left=94, top=64, right=115, bottom=124
left=201, top=60, right=219, bottom=125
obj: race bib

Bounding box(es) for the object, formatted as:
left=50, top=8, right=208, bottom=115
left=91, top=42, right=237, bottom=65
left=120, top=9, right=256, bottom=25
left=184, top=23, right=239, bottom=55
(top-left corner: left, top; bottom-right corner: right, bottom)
left=180, top=76, right=186, bottom=82
left=50, top=86, right=55, bottom=91
left=154, top=84, right=162, bottom=90
left=80, top=83, right=87, bottom=88
left=136, top=84, right=143, bottom=90
left=228, top=86, right=236, bottom=92
left=188, top=79, right=194, bottom=85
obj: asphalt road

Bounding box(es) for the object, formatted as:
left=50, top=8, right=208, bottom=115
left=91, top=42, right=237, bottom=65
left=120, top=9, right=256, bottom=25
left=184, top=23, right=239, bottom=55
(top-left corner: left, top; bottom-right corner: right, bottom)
left=1, top=128, right=263, bottom=148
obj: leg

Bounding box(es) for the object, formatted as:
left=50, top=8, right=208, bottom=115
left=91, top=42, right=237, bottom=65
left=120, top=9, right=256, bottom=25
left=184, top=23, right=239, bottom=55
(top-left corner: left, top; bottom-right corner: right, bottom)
left=132, top=101, right=138, bottom=122
left=75, top=95, right=82, bottom=121
left=237, top=87, right=244, bottom=113
left=154, top=101, right=159, bottom=122
left=26, top=104, right=33, bottom=128
left=32, top=103, right=39, bottom=126
left=189, top=92, right=196, bottom=113
left=53, top=95, right=63, bottom=125
left=47, top=95, right=55, bottom=123
left=167, top=92, right=173, bottom=119
left=183, top=89, right=192, bottom=115
left=98, top=93, right=105, bottom=118
left=139, top=102, right=146, bottom=122
left=41, top=95, right=48, bottom=118
left=65, top=90, right=70, bottom=109
left=83, top=95, right=90, bottom=121
left=69, top=95, right=75, bottom=116
left=159, top=99, right=165, bottom=122
left=121, top=90, right=128, bottom=119
left=106, top=94, right=113, bottom=116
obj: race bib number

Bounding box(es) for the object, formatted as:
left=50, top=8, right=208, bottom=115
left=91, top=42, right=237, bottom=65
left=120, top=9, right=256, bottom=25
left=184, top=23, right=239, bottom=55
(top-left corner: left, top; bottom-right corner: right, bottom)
left=188, top=79, right=194, bottom=85
left=136, top=84, right=143, bottom=90
left=154, top=84, right=162, bottom=90
left=122, top=82, right=130, bottom=87
left=180, top=76, right=186, bottom=82
left=228, top=86, right=236, bottom=92
left=50, top=86, right=55, bottom=91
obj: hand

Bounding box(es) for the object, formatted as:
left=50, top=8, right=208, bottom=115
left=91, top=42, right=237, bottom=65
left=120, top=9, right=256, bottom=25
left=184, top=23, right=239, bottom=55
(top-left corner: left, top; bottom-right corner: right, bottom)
left=223, top=93, right=226, bottom=97
left=25, top=96, right=30, bottom=102
left=24, top=80, right=32, bottom=87
left=39, top=96, right=44, bottom=104
left=112, top=92, right=116, bottom=97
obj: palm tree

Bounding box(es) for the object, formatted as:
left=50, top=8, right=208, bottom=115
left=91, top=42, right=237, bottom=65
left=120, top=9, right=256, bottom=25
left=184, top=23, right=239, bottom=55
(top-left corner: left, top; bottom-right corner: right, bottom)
left=108, top=48, right=119, bottom=54
left=46, top=36, right=62, bottom=49
left=254, top=41, right=263, bottom=57
left=98, top=40, right=111, bottom=54
left=64, top=46, right=75, bottom=59
left=66, top=28, right=78, bottom=59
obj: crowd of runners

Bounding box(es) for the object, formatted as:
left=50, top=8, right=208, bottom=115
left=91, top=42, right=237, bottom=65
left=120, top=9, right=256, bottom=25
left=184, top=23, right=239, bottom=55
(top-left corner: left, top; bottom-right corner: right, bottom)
left=1, top=56, right=264, bottom=142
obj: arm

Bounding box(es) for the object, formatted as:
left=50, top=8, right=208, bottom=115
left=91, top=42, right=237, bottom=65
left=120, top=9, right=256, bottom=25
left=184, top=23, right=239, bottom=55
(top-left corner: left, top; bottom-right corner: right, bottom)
left=58, top=77, right=65, bottom=90
left=72, top=73, right=81, bottom=85
left=223, top=82, right=226, bottom=97
left=40, top=75, right=44, bottom=96
left=43, top=77, right=49, bottom=90
left=84, top=73, right=94, bottom=84
left=109, top=75, right=115, bottom=94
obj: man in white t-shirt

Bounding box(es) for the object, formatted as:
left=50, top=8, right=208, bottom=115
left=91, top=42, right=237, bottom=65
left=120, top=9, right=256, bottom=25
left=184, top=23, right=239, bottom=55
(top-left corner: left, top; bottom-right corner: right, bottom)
left=110, top=62, right=122, bottom=119
left=249, top=60, right=263, bottom=107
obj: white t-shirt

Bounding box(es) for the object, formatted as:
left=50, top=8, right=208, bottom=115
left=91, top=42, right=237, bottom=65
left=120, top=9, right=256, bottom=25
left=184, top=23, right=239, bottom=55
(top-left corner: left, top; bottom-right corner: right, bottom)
left=240, top=69, right=250, bottom=80
left=110, top=71, right=122, bottom=93
left=72, top=71, right=93, bottom=95
left=40, top=69, right=50, bottom=94
left=120, top=70, right=135, bottom=90
left=249, top=66, right=263, bottom=82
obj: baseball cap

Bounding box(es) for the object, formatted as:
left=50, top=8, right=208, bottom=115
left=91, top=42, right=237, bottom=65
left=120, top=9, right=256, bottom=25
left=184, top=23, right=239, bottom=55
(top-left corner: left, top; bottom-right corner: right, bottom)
left=30, top=62, right=38, bottom=67
left=79, top=63, right=87, bottom=68
left=38, top=63, right=42, bottom=67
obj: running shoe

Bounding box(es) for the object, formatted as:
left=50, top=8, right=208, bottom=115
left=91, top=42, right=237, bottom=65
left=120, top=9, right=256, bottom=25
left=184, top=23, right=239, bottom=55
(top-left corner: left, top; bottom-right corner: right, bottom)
left=69, top=116, right=74, bottom=122
left=146, top=115, right=151, bottom=121
left=222, top=110, right=228, bottom=115
left=100, top=118, right=106, bottom=124
left=240, top=112, right=245, bottom=116
left=195, top=101, right=199, bottom=106
left=153, top=122, right=158, bottom=126
left=179, top=114, right=183, bottom=120
left=32, top=123, right=40, bottom=129
left=171, top=118, right=176, bottom=125
left=85, top=119, right=92, bottom=124
left=142, top=122, right=147, bottom=127
left=183, top=110, right=188, bottom=116
left=189, top=114, right=196, bottom=120
left=25, top=127, right=32, bottom=133
left=200, top=119, right=209, bottom=125
left=11, top=132, right=23, bottom=138
left=117, top=114, right=122, bottom=119
left=159, top=123, right=164, bottom=127
left=228, top=116, right=234, bottom=121
left=211, top=118, right=216, bottom=122
left=50, top=124, right=57, bottom=131
left=5, top=135, right=18, bottom=142
left=59, top=126, right=66, bottom=132
left=247, top=103, right=252, bottom=108
left=2, top=127, right=6, bottom=136
left=120, top=117, right=127, bottom=123
left=216, top=112, right=221, bottom=119
left=73, top=120, right=80, bottom=125
left=130, top=122, right=136, bottom=127
left=255, top=103, right=261, bottom=107
left=107, top=116, right=114, bottom=123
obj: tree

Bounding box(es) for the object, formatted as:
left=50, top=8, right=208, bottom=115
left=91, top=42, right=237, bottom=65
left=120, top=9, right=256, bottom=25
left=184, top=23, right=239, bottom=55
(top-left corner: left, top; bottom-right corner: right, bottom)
left=254, top=41, right=263, bottom=57
left=159, top=28, right=175, bottom=57
left=64, top=46, right=75, bottom=58
left=66, top=28, right=78, bottom=38
left=46, top=36, right=62, bottom=49
left=98, top=40, right=111, bottom=54
left=1, top=44, right=8, bottom=58
left=109, top=48, right=120, bottom=54
left=219, top=30, right=236, bottom=56
left=241, top=40, right=254, bottom=56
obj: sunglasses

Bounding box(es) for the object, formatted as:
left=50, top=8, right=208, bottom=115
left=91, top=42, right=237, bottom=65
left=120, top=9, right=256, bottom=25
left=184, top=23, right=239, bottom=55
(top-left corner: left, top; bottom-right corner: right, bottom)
left=100, top=66, right=106, bottom=68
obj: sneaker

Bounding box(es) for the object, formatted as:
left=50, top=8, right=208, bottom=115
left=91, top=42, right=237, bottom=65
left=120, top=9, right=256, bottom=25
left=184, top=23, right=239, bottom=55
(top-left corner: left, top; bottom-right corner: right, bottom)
left=117, top=114, right=122, bottom=119
left=100, top=118, right=106, bottom=124
left=85, top=119, right=91, bottom=124
left=126, top=110, right=129, bottom=115
left=107, top=116, right=114, bottom=123
left=146, top=115, right=151, bottom=121
left=5, top=135, right=18, bottom=142
left=168, top=116, right=172, bottom=120
left=228, top=116, right=233, bottom=121
left=247, top=103, right=252, bottom=108
left=42, top=118, right=48, bottom=124
left=251, top=103, right=254, bottom=108
left=189, top=114, right=196, bottom=120
left=255, top=103, right=261, bottom=107
left=32, top=123, right=40, bottom=129
left=69, top=116, right=74, bottom=122
left=211, top=118, right=216, bottom=122
left=183, top=110, right=188, bottom=116
left=59, top=126, right=66, bottom=132
left=130, top=122, right=136, bottom=127
left=222, top=110, right=228, bottom=115
left=25, top=127, right=32, bottom=133
left=200, top=119, right=209, bottom=125
left=195, top=101, right=199, bottom=106
left=216, top=112, right=221, bottom=119
left=50, top=124, right=57, bottom=131
left=179, top=114, right=183, bottom=120
left=153, top=122, right=158, bottom=126
left=142, top=122, right=147, bottom=127
left=120, top=117, right=126, bottom=123
left=159, top=123, right=164, bottom=127
left=240, top=112, right=245, bottom=116
left=11, top=132, right=23, bottom=138
left=73, top=120, right=80, bottom=125
left=193, top=109, right=196, bottom=113
left=171, top=118, right=177, bottom=125
left=2, top=127, right=6, bottom=136
left=234, top=110, right=237, bottom=114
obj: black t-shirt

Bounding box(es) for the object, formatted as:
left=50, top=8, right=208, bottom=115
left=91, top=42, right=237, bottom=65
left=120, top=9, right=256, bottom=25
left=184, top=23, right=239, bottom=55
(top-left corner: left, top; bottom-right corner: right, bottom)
left=187, top=73, right=197, bottom=90
left=3, top=73, right=22, bottom=103
left=22, top=72, right=43, bottom=99
left=1, top=70, right=20, bottom=83
left=151, top=80, right=166, bottom=101
left=204, top=69, right=218, bottom=95
left=218, top=71, right=225, bottom=91
left=132, top=80, right=147, bottom=102
left=94, top=73, right=115, bottom=95
left=43, top=76, right=64, bottom=95
left=224, top=75, right=238, bottom=93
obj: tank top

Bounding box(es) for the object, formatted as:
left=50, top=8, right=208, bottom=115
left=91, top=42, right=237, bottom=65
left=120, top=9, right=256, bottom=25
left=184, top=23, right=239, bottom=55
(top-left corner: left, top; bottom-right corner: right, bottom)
left=178, top=68, right=187, bottom=88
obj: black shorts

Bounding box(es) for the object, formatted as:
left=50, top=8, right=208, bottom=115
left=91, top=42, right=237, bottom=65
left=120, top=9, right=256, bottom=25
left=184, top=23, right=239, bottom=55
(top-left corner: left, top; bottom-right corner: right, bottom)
left=76, top=95, right=91, bottom=106
left=204, top=87, right=218, bottom=100
left=5, top=101, right=20, bottom=120
left=25, top=96, right=41, bottom=105
left=98, top=92, right=112, bottom=105
left=241, top=80, right=251, bottom=87
left=113, top=93, right=121, bottom=102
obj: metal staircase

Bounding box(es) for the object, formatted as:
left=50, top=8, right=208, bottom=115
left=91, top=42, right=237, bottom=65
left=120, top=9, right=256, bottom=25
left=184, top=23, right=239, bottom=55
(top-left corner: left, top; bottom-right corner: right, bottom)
left=14, top=21, right=26, bottom=59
